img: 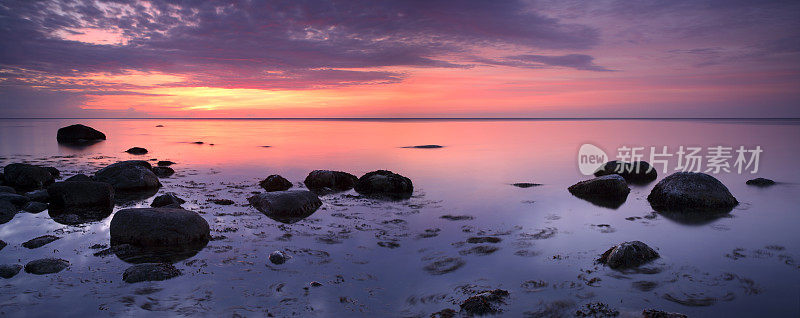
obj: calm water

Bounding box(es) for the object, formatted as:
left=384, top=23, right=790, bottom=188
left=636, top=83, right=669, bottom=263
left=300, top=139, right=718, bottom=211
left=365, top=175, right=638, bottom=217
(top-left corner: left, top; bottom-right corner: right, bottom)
left=0, top=119, right=799, bottom=317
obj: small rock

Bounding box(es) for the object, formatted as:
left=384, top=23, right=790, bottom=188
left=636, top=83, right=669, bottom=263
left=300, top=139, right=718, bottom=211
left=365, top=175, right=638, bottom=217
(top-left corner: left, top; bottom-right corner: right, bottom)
left=24, top=258, right=69, bottom=275
left=303, top=170, right=358, bottom=192
left=568, top=175, right=630, bottom=208
left=0, top=239, right=6, bottom=251
left=0, top=264, right=23, bottom=279
left=642, top=309, right=688, bottom=318
left=459, top=289, right=509, bottom=315
left=647, top=172, right=738, bottom=214
left=746, top=177, right=775, bottom=187
left=512, top=182, right=542, bottom=188
left=22, top=235, right=60, bottom=249
left=441, top=215, right=474, bottom=221
left=309, top=281, right=323, bottom=287
left=466, top=236, right=501, bottom=244
left=248, top=190, right=322, bottom=224
left=260, top=175, right=293, bottom=192
left=157, top=161, right=176, bottom=167
left=598, top=241, right=659, bottom=269
left=269, top=251, right=289, bottom=264
left=209, top=198, right=234, bottom=205
left=575, top=302, right=619, bottom=317
left=56, top=124, right=106, bottom=143
left=402, top=145, right=444, bottom=149
left=125, top=147, right=148, bottom=155
left=64, top=174, right=93, bottom=182
left=22, top=201, right=48, bottom=213
left=423, top=257, right=465, bottom=275
left=155, top=125, right=164, bottom=127
left=354, top=170, right=413, bottom=199
left=152, top=166, right=175, bottom=178
left=25, top=189, right=49, bottom=202
left=151, top=192, right=185, bottom=208
left=594, top=160, right=657, bottom=183
left=123, top=263, right=182, bottom=283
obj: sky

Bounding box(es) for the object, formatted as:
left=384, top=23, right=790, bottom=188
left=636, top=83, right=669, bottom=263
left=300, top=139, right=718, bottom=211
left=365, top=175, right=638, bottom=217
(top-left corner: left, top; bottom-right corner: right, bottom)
left=0, top=0, right=799, bottom=118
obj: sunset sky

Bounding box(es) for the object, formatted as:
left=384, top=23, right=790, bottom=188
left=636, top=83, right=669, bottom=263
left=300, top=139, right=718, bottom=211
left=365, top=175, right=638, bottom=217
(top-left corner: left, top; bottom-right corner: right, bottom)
left=1, top=0, right=798, bottom=118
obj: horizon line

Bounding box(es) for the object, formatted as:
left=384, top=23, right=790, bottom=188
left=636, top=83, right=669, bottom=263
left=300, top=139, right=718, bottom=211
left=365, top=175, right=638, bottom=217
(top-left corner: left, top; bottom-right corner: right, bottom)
left=1, top=117, right=799, bottom=121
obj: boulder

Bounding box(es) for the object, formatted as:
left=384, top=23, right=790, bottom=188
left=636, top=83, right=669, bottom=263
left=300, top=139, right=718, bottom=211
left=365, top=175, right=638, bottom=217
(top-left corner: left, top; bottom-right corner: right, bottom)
left=354, top=170, right=414, bottom=199
left=247, top=190, right=322, bottom=224
left=0, top=264, right=22, bottom=279
left=259, top=175, right=293, bottom=192
left=151, top=192, right=185, bottom=208
left=22, top=235, right=60, bottom=249
left=22, top=201, right=48, bottom=213
left=64, top=174, right=93, bottom=182
left=594, top=160, right=657, bottom=183
left=568, top=175, right=630, bottom=208
left=110, top=207, right=210, bottom=262
left=25, top=189, right=49, bottom=202
left=95, top=161, right=161, bottom=191
left=152, top=166, right=175, bottom=178
left=746, top=177, right=775, bottom=187
left=56, top=124, right=106, bottom=143
left=303, top=170, right=357, bottom=192
left=122, top=263, right=182, bottom=283
left=24, top=258, right=69, bottom=275
left=598, top=241, right=659, bottom=269
left=647, top=172, right=738, bottom=214
left=47, top=181, right=114, bottom=223
left=3, top=163, right=55, bottom=191
left=125, top=147, right=148, bottom=155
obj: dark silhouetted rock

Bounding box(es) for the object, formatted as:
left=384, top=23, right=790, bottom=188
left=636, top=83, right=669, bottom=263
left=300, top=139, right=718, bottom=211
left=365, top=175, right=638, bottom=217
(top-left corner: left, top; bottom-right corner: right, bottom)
left=0, top=264, right=22, bottom=279
left=157, top=161, right=176, bottom=167
left=642, top=309, right=688, bottom=318
left=24, top=258, right=69, bottom=275
left=467, top=236, right=501, bottom=244
left=269, top=251, right=288, bottom=264
left=746, top=177, right=775, bottom=187
left=0, top=200, right=17, bottom=224
left=647, top=172, right=738, bottom=214
left=354, top=170, right=413, bottom=199
left=402, top=145, right=444, bottom=149
left=152, top=166, right=175, bottom=178
left=0, top=192, right=30, bottom=207
left=568, top=175, right=630, bottom=208
left=594, top=160, right=657, bottom=183
left=44, top=167, right=60, bottom=179
left=460, top=289, right=509, bottom=315
left=3, top=163, right=55, bottom=191
left=598, top=241, right=659, bottom=269
left=110, top=207, right=210, bottom=263
left=0, top=186, right=14, bottom=193
left=23, top=201, right=48, bottom=213
left=209, top=198, right=234, bottom=205
left=0, top=239, right=5, bottom=251
left=125, top=147, right=148, bottom=155
left=575, top=303, right=619, bottom=317
left=64, top=174, right=93, bottom=182
left=260, top=175, right=293, bottom=192
left=248, top=190, right=322, bottom=224
left=22, top=235, right=60, bottom=249
left=303, top=170, right=357, bottom=192
left=95, top=161, right=161, bottom=191
left=123, top=263, right=182, bottom=283
left=512, top=182, right=542, bottom=188
left=25, top=189, right=49, bottom=202
left=47, top=181, right=114, bottom=224
left=151, top=193, right=185, bottom=208
left=57, top=124, right=106, bottom=143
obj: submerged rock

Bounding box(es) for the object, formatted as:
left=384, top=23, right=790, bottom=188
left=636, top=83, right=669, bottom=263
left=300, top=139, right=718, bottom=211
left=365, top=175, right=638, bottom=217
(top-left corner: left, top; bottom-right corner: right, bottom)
left=459, top=289, right=509, bottom=315
left=594, top=160, right=657, bottom=183
left=0, top=264, right=22, bottom=279
left=303, top=170, right=357, bottom=192
left=746, top=177, right=775, bottom=187
left=125, top=147, right=148, bottom=155
left=3, top=163, right=55, bottom=191
left=157, top=161, right=176, bottom=167
left=259, top=175, right=293, bottom=192
left=57, top=124, right=106, bottom=143
left=22, top=235, right=60, bottom=249
left=22, top=201, right=48, bottom=213
left=598, top=241, right=659, bottom=269
left=95, top=160, right=161, bottom=192
left=568, top=175, right=630, bottom=208
left=423, top=257, right=465, bottom=275
left=647, top=172, right=738, bottom=214
left=402, top=145, right=444, bottom=149
left=575, top=302, right=619, bottom=317
left=248, top=190, right=322, bottom=224
left=642, top=309, right=688, bottom=318
left=209, top=198, right=234, bottom=205
left=354, top=170, right=413, bottom=199
left=47, top=181, right=114, bottom=224
left=152, top=166, right=175, bottom=178
left=512, top=182, right=542, bottom=188
left=110, top=207, right=210, bottom=263
left=123, top=263, right=182, bottom=283
left=24, top=258, right=69, bottom=275
left=64, top=174, right=93, bottom=182
left=151, top=192, right=185, bottom=208
left=269, top=251, right=289, bottom=264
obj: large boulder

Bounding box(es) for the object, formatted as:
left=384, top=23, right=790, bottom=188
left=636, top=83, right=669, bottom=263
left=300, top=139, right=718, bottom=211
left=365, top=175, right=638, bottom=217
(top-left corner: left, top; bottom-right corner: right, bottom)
left=598, top=241, right=660, bottom=269
left=47, top=181, right=114, bottom=224
left=568, top=175, right=630, bottom=208
left=247, top=190, right=322, bottom=224
left=110, top=207, right=210, bottom=263
left=594, top=160, right=657, bottom=183
left=259, top=175, right=293, bottom=192
left=354, top=170, right=413, bottom=199
left=3, top=163, right=55, bottom=191
left=95, top=161, right=161, bottom=192
left=647, top=172, right=738, bottom=214
left=123, top=263, right=182, bottom=283
left=303, top=170, right=357, bottom=192
left=56, top=124, right=106, bottom=143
